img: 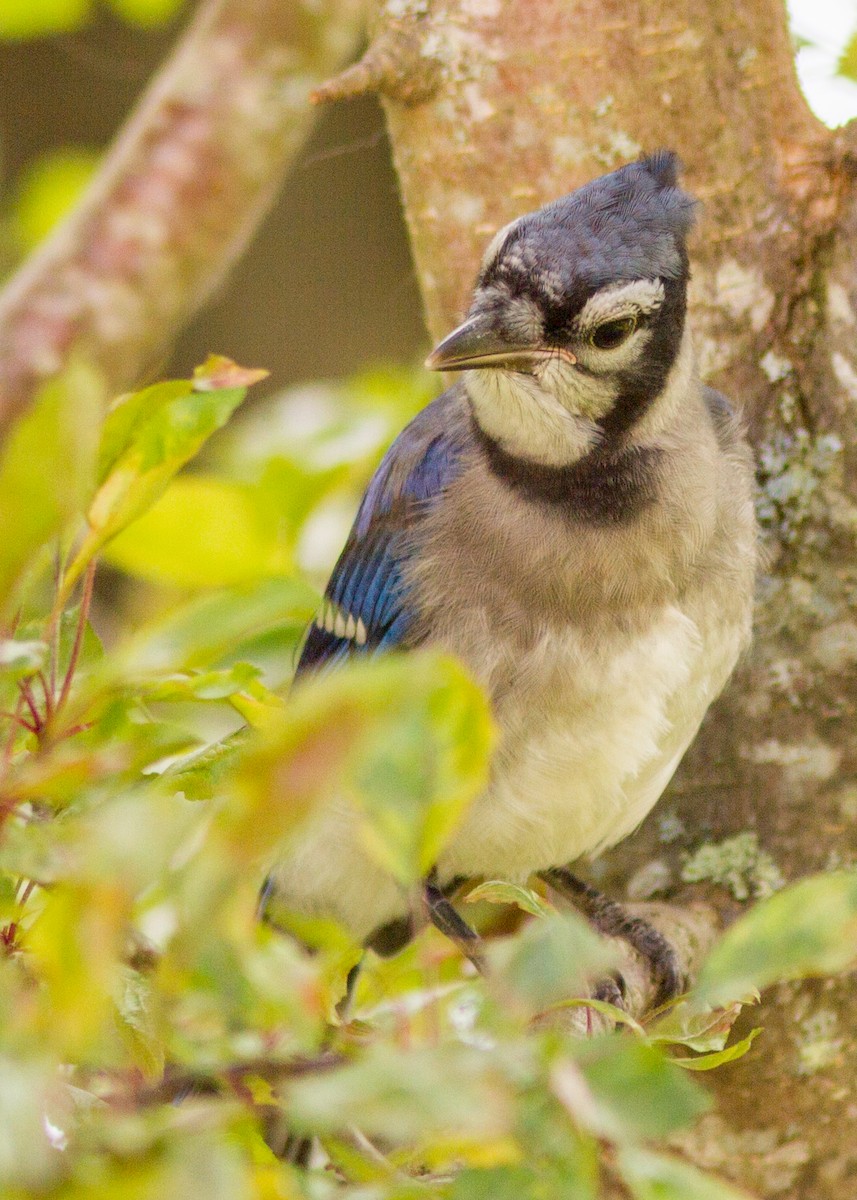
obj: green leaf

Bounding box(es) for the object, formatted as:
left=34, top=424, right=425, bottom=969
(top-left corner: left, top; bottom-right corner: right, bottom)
left=647, top=998, right=751, bottom=1053
left=95, top=379, right=190, bottom=485
left=224, top=652, right=493, bottom=873
left=449, top=1167, right=541, bottom=1200
left=165, top=732, right=248, bottom=801
left=491, top=911, right=615, bottom=1015
left=618, top=1147, right=756, bottom=1200
left=88, top=383, right=245, bottom=537
left=102, top=473, right=293, bottom=587
left=27, top=879, right=130, bottom=1058
left=575, top=1039, right=710, bottom=1141
left=672, top=1028, right=761, bottom=1071
left=0, top=0, right=90, bottom=39
left=347, top=655, right=494, bottom=885
left=255, top=456, right=349, bottom=541
left=10, top=149, right=99, bottom=251
left=104, top=0, right=184, bottom=28
left=140, top=663, right=262, bottom=703
left=114, top=967, right=164, bottom=1078
left=465, top=880, right=554, bottom=918
left=286, top=1044, right=512, bottom=1145
left=67, top=365, right=261, bottom=594
left=697, top=870, right=857, bottom=1006
left=0, top=359, right=103, bottom=606
left=119, top=577, right=318, bottom=673
left=838, top=32, right=857, bottom=83
left=227, top=680, right=286, bottom=731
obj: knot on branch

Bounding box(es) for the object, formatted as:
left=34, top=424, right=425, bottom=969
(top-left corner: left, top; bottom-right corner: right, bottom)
left=312, top=24, right=442, bottom=107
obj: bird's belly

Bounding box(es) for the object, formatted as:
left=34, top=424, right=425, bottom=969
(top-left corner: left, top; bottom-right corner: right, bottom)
left=438, top=601, right=745, bottom=881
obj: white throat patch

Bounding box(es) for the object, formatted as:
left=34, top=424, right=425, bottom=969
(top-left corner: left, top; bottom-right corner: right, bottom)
left=466, top=368, right=606, bottom=466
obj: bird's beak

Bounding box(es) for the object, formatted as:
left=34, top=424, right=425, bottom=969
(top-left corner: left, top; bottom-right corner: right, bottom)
left=425, top=314, right=573, bottom=372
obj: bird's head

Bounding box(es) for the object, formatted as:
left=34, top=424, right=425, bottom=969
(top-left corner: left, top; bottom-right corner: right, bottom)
left=426, top=152, right=698, bottom=468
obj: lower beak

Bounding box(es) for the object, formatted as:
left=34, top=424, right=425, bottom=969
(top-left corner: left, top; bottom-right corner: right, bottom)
left=425, top=315, right=574, bottom=372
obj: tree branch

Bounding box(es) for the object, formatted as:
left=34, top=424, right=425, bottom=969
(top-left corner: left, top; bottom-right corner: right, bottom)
left=0, top=0, right=364, bottom=440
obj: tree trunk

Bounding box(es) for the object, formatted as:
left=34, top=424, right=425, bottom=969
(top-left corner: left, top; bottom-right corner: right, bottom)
left=327, top=1, right=857, bottom=1194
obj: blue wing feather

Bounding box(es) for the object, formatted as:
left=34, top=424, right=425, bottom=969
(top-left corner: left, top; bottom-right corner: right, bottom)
left=295, top=388, right=471, bottom=677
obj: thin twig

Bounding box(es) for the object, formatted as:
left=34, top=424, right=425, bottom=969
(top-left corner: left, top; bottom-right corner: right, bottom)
left=57, top=560, right=96, bottom=715
left=96, top=1050, right=344, bottom=1109
left=0, top=711, right=37, bottom=734
left=50, top=547, right=62, bottom=701
left=17, top=681, right=41, bottom=734
left=36, top=671, right=54, bottom=722
left=61, top=722, right=94, bottom=740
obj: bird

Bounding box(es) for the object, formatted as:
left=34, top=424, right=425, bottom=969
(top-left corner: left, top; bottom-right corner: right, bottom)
left=263, top=152, right=758, bottom=1004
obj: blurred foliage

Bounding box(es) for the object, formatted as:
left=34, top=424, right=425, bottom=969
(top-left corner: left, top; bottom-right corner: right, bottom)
left=839, top=32, right=857, bottom=84
left=7, top=150, right=100, bottom=255
left=0, top=0, right=183, bottom=40
left=0, top=348, right=855, bottom=1200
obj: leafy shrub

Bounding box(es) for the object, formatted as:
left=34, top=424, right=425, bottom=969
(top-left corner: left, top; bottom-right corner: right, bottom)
left=0, top=355, right=855, bottom=1199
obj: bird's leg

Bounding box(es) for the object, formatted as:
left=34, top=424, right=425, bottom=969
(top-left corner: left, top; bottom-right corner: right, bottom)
left=539, top=867, right=684, bottom=1008
left=335, top=958, right=363, bottom=1022
left=364, top=914, right=414, bottom=957
left=423, top=873, right=486, bottom=973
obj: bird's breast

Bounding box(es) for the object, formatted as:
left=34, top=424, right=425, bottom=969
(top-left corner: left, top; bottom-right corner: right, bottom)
left=436, top=592, right=749, bottom=881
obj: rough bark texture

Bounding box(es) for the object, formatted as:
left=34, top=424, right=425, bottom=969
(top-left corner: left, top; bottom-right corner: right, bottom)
left=0, top=0, right=363, bottom=438
left=325, top=1, right=857, bottom=1195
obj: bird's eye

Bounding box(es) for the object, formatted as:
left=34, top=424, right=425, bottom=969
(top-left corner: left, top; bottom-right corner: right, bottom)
left=590, top=315, right=637, bottom=350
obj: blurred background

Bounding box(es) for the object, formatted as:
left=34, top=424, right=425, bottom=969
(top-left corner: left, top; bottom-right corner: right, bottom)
left=0, top=3, right=426, bottom=387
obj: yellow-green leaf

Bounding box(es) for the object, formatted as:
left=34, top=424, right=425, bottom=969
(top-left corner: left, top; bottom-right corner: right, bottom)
left=118, top=577, right=318, bottom=673
left=66, top=367, right=261, bottom=596
left=0, top=359, right=103, bottom=607
left=229, top=681, right=287, bottom=732
left=346, top=655, right=494, bottom=885
left=88, top=385, right=245, bottom=537
left=102, top=474, right=292, bottom=587
left=0, top=0, right=90, bottom=39
left=104, top=0, right=184, bottom=27
left=697, top=870, right=857, bottom=1006
left=838, top=32, right=857, bottom=83
left=10, top=149, right=99, bottom=251
left=223, top=652, right=493, bottom=878
left=465, top=880, right=553, bottom=918
left=672, top=1029, right=761, bottom=1071
left=27, top=881, right=130, bottom=1058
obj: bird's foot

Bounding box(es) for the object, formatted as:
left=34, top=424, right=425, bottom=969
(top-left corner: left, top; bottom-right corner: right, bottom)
left=539, top=867, right=685, bottom=1010
left=591, top=971, right=627, bottom=1011
left=423, top=874, right=486, bottom=973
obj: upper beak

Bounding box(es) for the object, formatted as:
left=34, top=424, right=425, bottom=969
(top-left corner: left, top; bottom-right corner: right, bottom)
left=422, top=316, right=573, bottom=372
left=425, top=314, right=574, bottom=373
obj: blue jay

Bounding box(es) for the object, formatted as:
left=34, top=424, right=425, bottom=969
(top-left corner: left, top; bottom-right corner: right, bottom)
left=266, top=153, right=757, bottom=1002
